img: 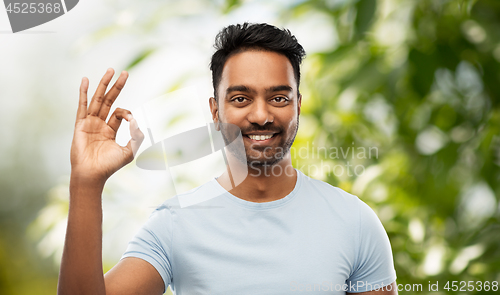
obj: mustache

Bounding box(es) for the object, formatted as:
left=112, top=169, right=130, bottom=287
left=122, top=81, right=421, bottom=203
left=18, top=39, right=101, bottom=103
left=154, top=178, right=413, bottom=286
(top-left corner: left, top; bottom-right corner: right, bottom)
left=241, top=124, right=282, bottom=134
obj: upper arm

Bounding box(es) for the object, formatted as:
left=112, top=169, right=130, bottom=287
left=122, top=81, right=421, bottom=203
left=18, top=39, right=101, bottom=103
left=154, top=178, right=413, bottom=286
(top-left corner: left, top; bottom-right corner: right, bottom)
left=346, top=199, right=397, bottom=292
left=104, top=257, right=164, bottom=295
left=347, top=281, right=398, bottom=295
left=115, top=205, right=174, bottom=293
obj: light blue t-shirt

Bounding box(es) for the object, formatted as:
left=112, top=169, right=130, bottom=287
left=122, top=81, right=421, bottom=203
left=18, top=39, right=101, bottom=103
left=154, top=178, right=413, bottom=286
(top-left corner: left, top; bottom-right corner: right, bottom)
left=121, top=169, right=397, bottom=294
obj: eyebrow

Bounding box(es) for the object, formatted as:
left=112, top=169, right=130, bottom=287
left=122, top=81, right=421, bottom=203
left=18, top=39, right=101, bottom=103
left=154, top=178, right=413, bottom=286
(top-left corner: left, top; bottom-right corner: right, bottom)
left=225, top=85, right=293, bottom=96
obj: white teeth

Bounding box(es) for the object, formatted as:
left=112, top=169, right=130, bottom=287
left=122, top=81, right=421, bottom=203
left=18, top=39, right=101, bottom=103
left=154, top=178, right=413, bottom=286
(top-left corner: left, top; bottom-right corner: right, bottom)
left=248, top=134, right=273, bottom=141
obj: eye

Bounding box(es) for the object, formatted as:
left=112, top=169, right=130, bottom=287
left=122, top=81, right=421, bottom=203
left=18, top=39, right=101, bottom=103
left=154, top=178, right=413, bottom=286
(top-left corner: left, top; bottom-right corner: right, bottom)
left=272, top=96, right=289, bottom=103
left=231, top=96, right=248, bottom=103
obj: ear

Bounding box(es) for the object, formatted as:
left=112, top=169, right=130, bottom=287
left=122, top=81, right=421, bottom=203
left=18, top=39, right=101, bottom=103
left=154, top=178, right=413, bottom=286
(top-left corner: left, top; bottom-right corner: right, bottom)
left=209, top=97, right=220, bottom=131
left=297, top=94, right=302, bottom=116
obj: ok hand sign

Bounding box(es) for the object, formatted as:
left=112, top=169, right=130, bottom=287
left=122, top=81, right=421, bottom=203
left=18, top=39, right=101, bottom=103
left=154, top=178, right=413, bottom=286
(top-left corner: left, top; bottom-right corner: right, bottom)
left=70, top=68, right=144, bottom=183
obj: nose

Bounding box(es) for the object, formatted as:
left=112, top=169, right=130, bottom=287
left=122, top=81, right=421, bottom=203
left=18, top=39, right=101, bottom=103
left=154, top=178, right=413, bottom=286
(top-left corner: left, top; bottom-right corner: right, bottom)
left=247, top=98, right=274, bottom=126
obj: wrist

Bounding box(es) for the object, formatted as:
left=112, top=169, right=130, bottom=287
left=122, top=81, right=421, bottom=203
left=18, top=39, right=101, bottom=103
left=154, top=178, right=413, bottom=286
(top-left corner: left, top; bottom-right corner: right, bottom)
left=70, top=165, right=107, bottom=181
left=70, top=170, right=107, bottom=189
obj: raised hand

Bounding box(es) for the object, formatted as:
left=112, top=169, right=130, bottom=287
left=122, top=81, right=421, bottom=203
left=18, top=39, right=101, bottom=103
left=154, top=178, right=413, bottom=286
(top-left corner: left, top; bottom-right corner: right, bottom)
left=59, top=69, right=151, bottom=295
left=70, top=68, right=144, bottom=183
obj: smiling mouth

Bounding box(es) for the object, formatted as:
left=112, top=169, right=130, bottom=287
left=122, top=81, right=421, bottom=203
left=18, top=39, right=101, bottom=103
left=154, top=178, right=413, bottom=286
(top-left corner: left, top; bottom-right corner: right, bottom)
left=244, top=133, right=278, bottom=142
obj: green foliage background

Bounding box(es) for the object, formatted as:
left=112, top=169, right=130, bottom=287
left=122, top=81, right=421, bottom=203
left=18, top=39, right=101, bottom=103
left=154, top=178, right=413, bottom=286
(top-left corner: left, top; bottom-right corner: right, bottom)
left=288, top=0, right=500, bottom=293
left=0, top=0, right=499, bottom=294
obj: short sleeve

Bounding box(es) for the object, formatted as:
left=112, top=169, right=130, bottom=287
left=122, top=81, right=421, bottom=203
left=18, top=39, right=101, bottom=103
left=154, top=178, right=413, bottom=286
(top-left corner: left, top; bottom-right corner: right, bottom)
left=121, top=205, right=173, bottom=293
left=346, top=199, right=397, bottom=293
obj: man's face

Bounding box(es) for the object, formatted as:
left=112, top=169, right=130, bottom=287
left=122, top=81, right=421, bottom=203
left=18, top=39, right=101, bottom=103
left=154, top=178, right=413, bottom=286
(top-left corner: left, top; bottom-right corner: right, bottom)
left=210, top=50, right=301, bottom=166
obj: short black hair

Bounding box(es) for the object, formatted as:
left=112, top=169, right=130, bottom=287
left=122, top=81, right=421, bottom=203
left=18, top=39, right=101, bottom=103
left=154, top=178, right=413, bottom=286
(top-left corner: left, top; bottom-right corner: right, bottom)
left=210, top=23, right=306, bottom=100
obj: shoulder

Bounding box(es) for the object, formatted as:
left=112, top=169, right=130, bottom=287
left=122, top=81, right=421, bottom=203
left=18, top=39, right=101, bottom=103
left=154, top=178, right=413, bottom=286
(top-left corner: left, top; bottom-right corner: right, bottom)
left=296, top=172, right=380, bottom=230
left=299, top=172, right=365, bottom=209
left=153, top=178, right=224, bottom=214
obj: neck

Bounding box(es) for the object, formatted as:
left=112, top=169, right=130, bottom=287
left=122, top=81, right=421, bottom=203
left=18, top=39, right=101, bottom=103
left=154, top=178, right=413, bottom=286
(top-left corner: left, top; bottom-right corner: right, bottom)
left=216, top=149, right=297, bottom=203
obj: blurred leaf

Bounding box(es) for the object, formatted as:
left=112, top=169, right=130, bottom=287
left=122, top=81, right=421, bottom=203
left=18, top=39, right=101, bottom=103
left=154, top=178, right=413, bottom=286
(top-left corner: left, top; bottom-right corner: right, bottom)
left=222, top=0, right=243, bottom=14
left=124, top=48, right=156, bottom=71
left=354, top=0, right=376, bottom=40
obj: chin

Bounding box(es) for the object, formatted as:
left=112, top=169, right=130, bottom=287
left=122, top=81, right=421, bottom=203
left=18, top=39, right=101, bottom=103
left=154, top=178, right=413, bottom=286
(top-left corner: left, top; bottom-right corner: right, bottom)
left=246, top=156, right=283, bottom=167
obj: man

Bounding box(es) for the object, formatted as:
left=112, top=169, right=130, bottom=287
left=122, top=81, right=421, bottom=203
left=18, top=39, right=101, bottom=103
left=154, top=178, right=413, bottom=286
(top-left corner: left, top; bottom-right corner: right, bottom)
left=58, top=23, right=398, bottom=294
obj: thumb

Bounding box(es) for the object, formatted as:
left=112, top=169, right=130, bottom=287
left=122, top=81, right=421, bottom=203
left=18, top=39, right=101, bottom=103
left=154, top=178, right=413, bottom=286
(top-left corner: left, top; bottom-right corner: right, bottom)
left=125, top=114, right=145, bottom=158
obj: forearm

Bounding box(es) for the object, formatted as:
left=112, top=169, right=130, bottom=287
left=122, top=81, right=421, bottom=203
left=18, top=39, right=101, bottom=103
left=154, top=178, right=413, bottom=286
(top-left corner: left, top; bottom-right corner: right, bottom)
left=58, top=174, right=107, bottom=295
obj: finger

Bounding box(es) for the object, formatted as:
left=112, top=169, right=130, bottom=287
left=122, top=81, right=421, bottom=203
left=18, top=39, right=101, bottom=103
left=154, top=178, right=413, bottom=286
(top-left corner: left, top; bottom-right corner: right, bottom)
left=98, top=71, right=129, bottom=120
left=88, top=68, right=115, bottom=116
left=76, top=77, right=89, bottom=121
left=125, top=115, right=145, bottom=158
left=107, top=108, right=132, bottom=133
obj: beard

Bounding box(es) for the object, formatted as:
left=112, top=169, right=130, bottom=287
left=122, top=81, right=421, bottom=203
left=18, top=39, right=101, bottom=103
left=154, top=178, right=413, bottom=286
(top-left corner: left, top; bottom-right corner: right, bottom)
left=219, top=115, right=299, bottom=167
